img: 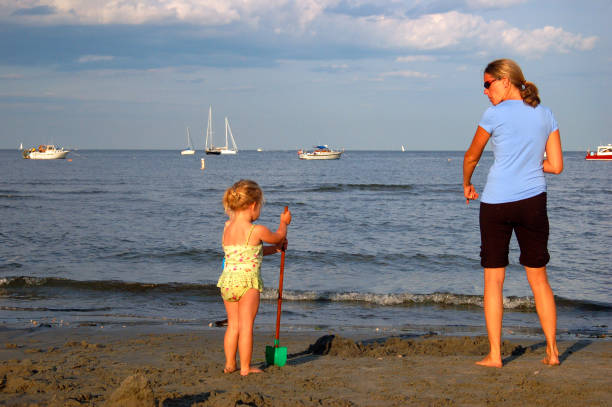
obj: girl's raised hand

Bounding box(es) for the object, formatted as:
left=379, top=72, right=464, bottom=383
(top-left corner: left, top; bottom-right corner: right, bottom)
left=281, top=207, right=292, bottom=225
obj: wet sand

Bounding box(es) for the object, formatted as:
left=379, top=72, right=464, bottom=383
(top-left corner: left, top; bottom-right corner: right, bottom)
left=0, top=325, right=610, bottom=406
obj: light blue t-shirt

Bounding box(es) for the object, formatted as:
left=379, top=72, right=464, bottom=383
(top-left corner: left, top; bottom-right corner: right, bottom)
left=478, top=100, right=558, bottom=204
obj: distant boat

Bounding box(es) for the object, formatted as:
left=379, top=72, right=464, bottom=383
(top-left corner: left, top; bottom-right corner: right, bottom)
left=22, top=145, right=70, bottom=160
left=181, top=127, right=196, bottom=155
left=220, top=118, right=238, bottom=155
left=257, top=148, right=263, bottom=152
left=401, top=145, right=405, bottom=152
left=205, top=106, right=238, bottom=155
left=19, top=142, right=23, bottom=151
left=585, top=144, right=612, bottom=161
left=298, top=145, right=343, bottom=160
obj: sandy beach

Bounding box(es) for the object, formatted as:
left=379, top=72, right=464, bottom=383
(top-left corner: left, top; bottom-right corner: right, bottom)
left=0, top=325, right=610, bottom=407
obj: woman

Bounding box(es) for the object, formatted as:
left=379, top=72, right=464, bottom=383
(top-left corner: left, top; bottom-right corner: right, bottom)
left=463, top=59, right=563, bottom=368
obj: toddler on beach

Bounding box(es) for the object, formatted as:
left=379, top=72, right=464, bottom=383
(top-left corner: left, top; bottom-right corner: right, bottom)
left=217, top=179, right=291, bottom=376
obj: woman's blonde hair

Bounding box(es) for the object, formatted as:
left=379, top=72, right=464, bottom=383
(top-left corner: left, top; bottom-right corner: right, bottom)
left=222, top=179, right=263, bottom=213
left=485, top=59, right=540, bottom=107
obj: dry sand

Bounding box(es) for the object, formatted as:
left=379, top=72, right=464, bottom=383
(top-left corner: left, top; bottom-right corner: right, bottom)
left=0, top=325, right=610, bottom=406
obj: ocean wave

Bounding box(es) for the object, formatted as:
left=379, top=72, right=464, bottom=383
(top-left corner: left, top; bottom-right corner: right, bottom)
left=0, top=306, right=112, bottom=312
left=0, top=193, right=35, bottom=200
left=306, top=183, right=415, bottom=193
left=285, top=250, right=474, bottom=267
left=101, top=247, right=222, bottom=261
left=291, top=183, right=460, bottom=195
left=261, top=289, right=534, bottom=310
left=0, top=276, right=219, bottom=295
left=2, top=276, right=610, bottom=312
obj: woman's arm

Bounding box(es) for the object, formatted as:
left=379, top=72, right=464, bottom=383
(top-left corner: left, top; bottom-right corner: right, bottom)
left=463, top=126, right=490, bottom=204
left=543, top=129, right=563, bottom=174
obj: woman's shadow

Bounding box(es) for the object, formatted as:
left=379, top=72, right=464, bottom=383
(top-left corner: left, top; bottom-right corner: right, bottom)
left=502, top=340, right=592, bottom=365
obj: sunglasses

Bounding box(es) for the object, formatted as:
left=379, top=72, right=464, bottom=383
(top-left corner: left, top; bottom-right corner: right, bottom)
left=484, top=79, right=499, bottom=89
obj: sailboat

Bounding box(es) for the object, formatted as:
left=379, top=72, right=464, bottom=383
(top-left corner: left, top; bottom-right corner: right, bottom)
left=181, top=127, right=196, bottom=155
left=220, top=118, right=238, bottom=155
left=19, top=142, right=23, bottom=151
left=205, top=106, right=238, bottom=155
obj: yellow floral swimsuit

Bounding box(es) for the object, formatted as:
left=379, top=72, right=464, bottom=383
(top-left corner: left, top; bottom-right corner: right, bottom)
left=217, top=225, right=263, bottom=302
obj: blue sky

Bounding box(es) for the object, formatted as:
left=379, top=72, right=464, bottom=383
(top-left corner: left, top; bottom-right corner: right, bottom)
left=1, top=0, right=610, bottom=150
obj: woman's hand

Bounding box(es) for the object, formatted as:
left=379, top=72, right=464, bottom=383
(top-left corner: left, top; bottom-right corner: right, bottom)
left=463, top=126, right=489, bottom=205
left=464, top=183, right=479, bottom=205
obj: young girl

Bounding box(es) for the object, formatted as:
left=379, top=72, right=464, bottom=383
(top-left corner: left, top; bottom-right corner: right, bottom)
left=217, top=179, right=291, bottom=376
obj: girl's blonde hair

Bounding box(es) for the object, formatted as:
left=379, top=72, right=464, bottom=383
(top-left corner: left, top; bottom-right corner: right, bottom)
left=485, top=59, right=540, bottom=107
left=222, top=179, right=263, bottom=213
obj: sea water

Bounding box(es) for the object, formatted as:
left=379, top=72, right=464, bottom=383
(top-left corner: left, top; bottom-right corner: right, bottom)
left=0, top=150, right=610, bottom=339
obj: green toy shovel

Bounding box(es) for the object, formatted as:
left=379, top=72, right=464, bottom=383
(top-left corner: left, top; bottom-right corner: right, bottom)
left=266, top=207, right=288, bottom=366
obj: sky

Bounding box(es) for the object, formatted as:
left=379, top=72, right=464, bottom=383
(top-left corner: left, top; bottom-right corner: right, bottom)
left=1, top=0, right=610, bottom=151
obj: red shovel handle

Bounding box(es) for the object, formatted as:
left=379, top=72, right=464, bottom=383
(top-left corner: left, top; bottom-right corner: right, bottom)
left=274, top=206, right=288, bottom=345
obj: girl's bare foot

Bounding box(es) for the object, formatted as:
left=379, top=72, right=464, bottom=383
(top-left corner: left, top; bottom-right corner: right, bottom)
left=240, top=366, right=263, bottom=376
left=476, top=354, right=503, bottom=368
left=223, top=365, right=237, bottom=373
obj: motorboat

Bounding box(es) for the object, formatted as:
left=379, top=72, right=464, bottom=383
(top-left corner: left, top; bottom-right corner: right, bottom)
left=585, top=144, right=612, bottom=161
left=298, top=145, right=343, bottom=160
left=22, top=145, right=70, bottom=159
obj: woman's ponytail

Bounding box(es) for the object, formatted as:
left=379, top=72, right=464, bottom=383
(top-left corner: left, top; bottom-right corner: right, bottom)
left=521, top=81, right=540, bottom=107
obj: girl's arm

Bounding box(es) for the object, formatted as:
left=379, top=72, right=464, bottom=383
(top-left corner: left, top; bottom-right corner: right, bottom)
left=463, top=126, right=490, bottom=204
left=262, top=239, right=287, bottom=256
left=543, top=129, right=563, bottom=174
left=254, top=208, right=292, bottom=245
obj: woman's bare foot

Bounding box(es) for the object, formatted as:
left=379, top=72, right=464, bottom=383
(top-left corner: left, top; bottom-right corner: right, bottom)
left=476, top=354, right=503, bottom=368
left=542, top=348, right=560, bottom=365
left=240, top=366, right=263, bottom=376
left=223, top=365, right=237, bottom=373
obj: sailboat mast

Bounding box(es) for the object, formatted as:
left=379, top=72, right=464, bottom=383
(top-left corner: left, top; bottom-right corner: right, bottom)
left=206, top=105, right=213, bottom=149
left=226, top=117, right=238, bottom=152
left=224, top=117, right=229, bottom=150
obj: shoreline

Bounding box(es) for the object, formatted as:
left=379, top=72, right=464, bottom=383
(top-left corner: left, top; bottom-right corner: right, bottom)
left=1, top=325, right=610, bottom=406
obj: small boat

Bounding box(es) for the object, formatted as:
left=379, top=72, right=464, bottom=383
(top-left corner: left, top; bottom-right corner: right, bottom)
left=585, top=144, right=612, bottom=161
left=181, top=127, right=196, bottom=155
left=401, top=145, right=405, bottom=152
left=298, top=145, right=343, bottom=160
left=205, top=106, right=238, bottom=155
left=19, top=142, right=23, bottom=151
left=22, top=145, right=70, bottom=159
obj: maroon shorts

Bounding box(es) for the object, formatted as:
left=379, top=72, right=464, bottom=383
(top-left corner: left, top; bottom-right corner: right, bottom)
left=479, top=192, right=549, bottom=268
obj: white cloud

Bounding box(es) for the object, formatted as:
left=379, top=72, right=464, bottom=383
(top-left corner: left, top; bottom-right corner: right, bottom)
left=3, top=0, right=245, bottom=25
left=77, top=55, right=115, bottom=63
left=465, top=0, right=527, bottom=9
left=2, top=1, right=598, bottom=56
left=380, top=70, right=434, bottom=79
left=1, top=0, right=338, bottom=27
left=396, top=55, right=436, bottom=63
left=501, top=26, right=598, bottom=54
left=341, top=11, right=596, bottom=56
